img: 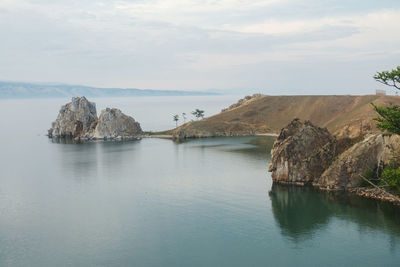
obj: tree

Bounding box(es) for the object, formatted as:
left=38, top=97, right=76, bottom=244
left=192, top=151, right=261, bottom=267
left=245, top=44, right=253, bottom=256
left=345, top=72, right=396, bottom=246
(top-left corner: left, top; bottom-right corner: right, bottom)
left=182, top=112, right=187, bottom=123
left=173, top=114, right=179, bottom=127
left=373, top=66, right=400, bottom=90
left=191, top=109, right=205, bottom=120
left=372, top=104, right=400, bottom=135
left=368, top=67, right=400, bottom=196
left=372, top=66, right=400, bottom=135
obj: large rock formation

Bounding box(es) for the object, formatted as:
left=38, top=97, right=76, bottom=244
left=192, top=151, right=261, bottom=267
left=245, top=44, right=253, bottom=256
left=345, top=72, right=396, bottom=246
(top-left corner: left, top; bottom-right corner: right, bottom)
left=314, top=134, right=400, bottom=190
left=94, top=108, right=142, bottom=139
left=268, top=119, right=336, bottom=185
left=48, top=97, right=98, bottom=138
left=268, top=119, right=400, bottom=196
left=48, top=97, right=142, bottom=141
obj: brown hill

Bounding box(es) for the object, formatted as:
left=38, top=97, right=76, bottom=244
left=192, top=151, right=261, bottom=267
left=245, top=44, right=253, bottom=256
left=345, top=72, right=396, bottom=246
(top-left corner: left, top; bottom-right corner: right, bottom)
left=171, top=95, right=400, bottom=139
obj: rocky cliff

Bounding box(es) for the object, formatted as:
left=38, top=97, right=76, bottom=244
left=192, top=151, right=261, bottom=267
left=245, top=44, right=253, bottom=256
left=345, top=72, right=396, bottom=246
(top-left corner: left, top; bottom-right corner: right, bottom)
left=48, top=96, right=98, bottom=138
left=268, top=118, right=400, bottom=203
left=268, top=119, right=336, bottom=185
left=314, top=134, right=400, bottom=190
left=48, top=97, right=142, bottom=141
left=94, top=108, right=142, bottom=139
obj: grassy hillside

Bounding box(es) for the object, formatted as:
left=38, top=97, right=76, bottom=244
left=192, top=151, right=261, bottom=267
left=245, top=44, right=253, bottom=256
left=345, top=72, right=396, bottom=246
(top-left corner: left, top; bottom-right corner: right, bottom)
left=171, top=95, right=400, bottom=138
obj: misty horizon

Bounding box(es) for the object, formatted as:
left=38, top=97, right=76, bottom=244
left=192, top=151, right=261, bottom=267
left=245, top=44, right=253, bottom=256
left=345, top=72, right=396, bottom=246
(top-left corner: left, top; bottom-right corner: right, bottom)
left=1, top=0, right=399, bottom=95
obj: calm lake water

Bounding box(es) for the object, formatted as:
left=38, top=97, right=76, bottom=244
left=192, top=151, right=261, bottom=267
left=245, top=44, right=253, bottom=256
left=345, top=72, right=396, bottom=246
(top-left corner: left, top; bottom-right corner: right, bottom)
left=0, top=96, right=400, bottom=266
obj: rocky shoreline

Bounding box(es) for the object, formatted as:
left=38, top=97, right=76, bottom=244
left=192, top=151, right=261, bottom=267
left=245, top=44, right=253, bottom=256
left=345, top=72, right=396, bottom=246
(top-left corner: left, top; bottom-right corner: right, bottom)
left=268, top=118, right=400, bottom=205
left=348, top=187, right=400, bottom=205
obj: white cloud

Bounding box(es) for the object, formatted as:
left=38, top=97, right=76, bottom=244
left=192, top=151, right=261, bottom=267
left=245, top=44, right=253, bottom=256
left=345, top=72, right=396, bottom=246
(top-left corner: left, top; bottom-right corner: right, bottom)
left=0, top=0, right=399, bottom=92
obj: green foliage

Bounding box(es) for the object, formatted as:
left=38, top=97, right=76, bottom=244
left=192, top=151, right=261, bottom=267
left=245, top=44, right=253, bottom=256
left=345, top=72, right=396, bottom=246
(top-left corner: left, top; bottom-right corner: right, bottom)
left=191, top=109, right=205, bottom=120
left=373, top=66, right=400, bottom=90
left=173, top=114, right=179, bottom=127
left=371, top=103, right=400, bottom=135
left=369, top=67, right=400, bottom=194
left=380, top=163, right=400, bottom=194
left=379, top=147, right=400, bottom=193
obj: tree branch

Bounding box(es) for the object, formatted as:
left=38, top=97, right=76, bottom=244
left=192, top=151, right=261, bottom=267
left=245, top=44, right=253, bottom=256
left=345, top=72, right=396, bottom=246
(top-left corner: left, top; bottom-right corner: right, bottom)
left=359, top=174, right=400, bottom=202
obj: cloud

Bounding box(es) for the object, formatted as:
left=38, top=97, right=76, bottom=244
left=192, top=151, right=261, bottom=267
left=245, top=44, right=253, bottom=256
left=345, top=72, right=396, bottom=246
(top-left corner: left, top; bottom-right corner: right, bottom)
left=0, top=0, right=399, bottom=93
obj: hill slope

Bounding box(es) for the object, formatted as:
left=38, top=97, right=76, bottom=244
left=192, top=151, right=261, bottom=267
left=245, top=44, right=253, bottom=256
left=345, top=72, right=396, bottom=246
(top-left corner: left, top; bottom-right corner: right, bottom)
left=171, top=95, right=400, bottom=138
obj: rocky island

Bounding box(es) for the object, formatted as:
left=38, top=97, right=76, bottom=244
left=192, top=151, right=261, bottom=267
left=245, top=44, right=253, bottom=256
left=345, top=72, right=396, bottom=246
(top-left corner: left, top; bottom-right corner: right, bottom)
left=48, top=96, right=142, bottom=141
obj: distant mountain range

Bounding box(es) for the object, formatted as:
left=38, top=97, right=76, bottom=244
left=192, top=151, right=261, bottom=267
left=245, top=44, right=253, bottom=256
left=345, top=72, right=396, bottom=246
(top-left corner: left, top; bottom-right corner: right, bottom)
left=0, top=81, right=219, bottom=98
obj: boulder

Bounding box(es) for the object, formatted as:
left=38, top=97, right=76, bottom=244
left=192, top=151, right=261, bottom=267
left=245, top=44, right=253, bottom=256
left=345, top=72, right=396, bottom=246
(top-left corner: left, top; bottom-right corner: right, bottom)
left=94, top=108, right=142, bottom=139
left=314, top=134, right=400, bottom=190
left=48, top=96, right=98, bottom=138
left=268, top=119, right=336, bottom=185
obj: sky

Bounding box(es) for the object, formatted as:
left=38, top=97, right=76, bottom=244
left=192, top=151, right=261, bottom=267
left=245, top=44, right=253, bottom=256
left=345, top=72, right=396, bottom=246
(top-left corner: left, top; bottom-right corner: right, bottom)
left=0, top=0, right=399, bottom=95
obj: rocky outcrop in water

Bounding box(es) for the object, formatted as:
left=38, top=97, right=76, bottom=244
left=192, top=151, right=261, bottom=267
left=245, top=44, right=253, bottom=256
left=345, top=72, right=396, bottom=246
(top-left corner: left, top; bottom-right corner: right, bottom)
left=268, top=118, right=400, bottom=204
left=48, top=97, right=142, bottom=141
left=48, top=97, right=98, bottom=138
left=94, top=108, right=142, bottom=139
left=268, top=119, right=336, bottom=185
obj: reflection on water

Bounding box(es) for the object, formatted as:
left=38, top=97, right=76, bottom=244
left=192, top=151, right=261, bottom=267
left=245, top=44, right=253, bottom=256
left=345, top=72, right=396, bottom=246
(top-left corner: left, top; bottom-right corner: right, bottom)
left=269, top=184, right=400, bottom=245
left=178, top=136, right=275, bottom=161
left=269, top=185, right=331, bottom=242
left=54, top=139, right=143, bottom=182
left=1, top=94, right=400, bottom=266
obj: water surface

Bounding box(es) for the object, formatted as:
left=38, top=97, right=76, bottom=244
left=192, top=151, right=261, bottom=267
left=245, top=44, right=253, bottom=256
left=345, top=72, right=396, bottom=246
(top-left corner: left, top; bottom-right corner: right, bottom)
left=0, top=97, right=399, bottom=266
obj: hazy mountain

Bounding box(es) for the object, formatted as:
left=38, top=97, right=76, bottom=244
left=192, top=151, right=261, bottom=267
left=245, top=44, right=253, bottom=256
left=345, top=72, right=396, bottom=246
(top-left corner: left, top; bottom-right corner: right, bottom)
left=0, top=81, right=219, bottom=99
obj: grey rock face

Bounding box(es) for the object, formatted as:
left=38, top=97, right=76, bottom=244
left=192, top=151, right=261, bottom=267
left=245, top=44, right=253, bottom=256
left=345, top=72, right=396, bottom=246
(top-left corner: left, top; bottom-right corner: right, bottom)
left=94, top=108, right=142, bottom=139
left=48, top=97, right=143, bottom=141
left=268, top=119, right=336, bottom=185
left=315, top=134, right=400, bottom=190
left=48, top=97, right=98, bottom=138
left=268, top=118, right=400, bottom=194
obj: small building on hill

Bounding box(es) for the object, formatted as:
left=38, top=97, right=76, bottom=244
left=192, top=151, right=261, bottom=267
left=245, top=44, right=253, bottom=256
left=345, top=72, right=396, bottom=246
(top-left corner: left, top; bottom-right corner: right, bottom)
left=376, top=89, right=386, bottom=95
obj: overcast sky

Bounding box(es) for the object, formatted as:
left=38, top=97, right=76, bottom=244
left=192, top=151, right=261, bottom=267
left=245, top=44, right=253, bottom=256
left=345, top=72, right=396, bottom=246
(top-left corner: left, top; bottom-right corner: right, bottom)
left=1, top=0, right=399, bottom=94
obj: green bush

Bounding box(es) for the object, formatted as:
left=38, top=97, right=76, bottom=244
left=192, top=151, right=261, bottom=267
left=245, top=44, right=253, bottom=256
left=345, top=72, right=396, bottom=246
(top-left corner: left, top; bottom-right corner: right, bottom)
left=380, top=163, right=400, bottom=194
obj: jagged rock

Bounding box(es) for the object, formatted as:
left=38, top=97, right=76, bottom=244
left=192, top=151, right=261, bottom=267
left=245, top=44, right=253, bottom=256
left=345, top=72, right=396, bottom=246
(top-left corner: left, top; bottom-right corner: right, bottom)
left=48, top=96, right=98, bottom=138
left=94, top=108, right=142, bottom=139
left=268, top=119, right=336, bottom=185
left=48, top=97, right=143, bottom=141
left=314, top=134, right=400, bottom=190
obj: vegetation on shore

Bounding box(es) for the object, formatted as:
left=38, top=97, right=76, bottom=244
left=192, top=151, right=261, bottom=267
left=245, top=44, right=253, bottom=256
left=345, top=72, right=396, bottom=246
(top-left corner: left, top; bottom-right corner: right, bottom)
left=362, top=66, right=400, bottom=196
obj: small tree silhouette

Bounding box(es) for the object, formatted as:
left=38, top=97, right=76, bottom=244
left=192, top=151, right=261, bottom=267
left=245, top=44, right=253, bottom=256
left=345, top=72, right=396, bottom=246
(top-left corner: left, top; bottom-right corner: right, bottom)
left=173, top=114, right=179, bottom=127
left=182, top=112, right=187, bottom=123
left=191, top=109, right=205, bottom=120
